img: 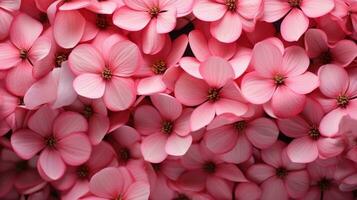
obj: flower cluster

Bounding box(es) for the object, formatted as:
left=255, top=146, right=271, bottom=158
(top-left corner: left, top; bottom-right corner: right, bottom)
left=0, top=0, right=357, bottom=199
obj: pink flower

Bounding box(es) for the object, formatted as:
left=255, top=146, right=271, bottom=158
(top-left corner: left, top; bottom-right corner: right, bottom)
left=317, top=65, right=357, bottom=137
left=134, top=93, right=192, bottom=163
left=262, top=0, right=335, bottom=41
left=0, top=13, right=51, bottom=96
left=247, top=142, right=310, bottom=200
left=136, top=35, right=188, bottom=95
left=339, top=116, right=357, bottom=163
left=175, top=57, right=248, bottom=131
left=278, top=98, right=345, bottom=163
left=0, top=0, right=20, bottom=40
left=88, top=167, right=150, bottom=200
left=204, top=115, right=279, bottom=163
left=177, top=143, right=247, bottom=199
left=304, top=28, right=357, bottom=68
left=241, top=39, right=319, bottom=118
left=234, top=182, right=262, bottom=200
left=193, top=0, right=262, bottom=43
left=69, top=40, right=140, bottom=111
left=113, top=0, right=193, bottom=54
left=180, top=30, right=252, bottom=79
left=11, top=106, right=92, bottom=180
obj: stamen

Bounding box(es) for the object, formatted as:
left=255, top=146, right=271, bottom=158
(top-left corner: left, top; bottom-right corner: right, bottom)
left=207, top=88, right=220, bottom=102
left=276, top=167, right=288, bottom=178
left=55, top=53, right=68, bottom=68
left=274, top=74, right=285, bottom=85
left=96, top=14, right=108, bottom=29
left=225, top=0, right=236, bottom=11
left=76, top=165, right=89, bottom=179
left=152, top=60, right=167, bottom=74
left=44, top=135, right=57, bottom=148
left=19, top=49, right=28, bottom=59
left=173, top=194, right=191, bottom=200
left=319, top=51, right=332, bottom=64
left=203, top=161, right=216, bottom=174
left=161, top=121, right=173, bottom=134
left=102, top=68, right=112, bottom=80
left=288, top=0, right=301, bottom=7
left=317, top=177, right=331, bottom=191
left=83, top=105, right=93, bottom=118
left=308, top=127, right=320, bottom=140
left=337, top=95, right=349, bottom=108
left=149, top=7, right=160, bottom=18
left=119, top=148, right=131, bottom=162
left=151, top=163, right=161, bottom=172
left=234, top=121, right=246, bottom=132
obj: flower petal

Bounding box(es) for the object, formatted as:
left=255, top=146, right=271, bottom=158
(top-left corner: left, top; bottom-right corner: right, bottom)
left=246, top=118, right=279, bottom=149
left=285, top=170, right=310, bottom=198
left=241, top=72, right=276, bottom=104
left=271, top=86, right=305, bottom=118
left=193, top=0, right=226, bottom=22
left=109, top=41, right=140, bottom=77
left=199, top=56, right=234, bottom=88
left=251, top=40, right=282, bottom=77
left=11, top=129, right=44, bottom=160
left=103, top=77, right=136, bottom=111
left=190, top=102, right=215, bottom=131
left=165, top=134, right=192, bottom=156
left=134, top=105, right=162, bottom=135
left=156, top=8, right=176, bottom=33
left=89, top=167, right=124, bottom=199
left=73, top=74, right=106, bottom=99
left=0, top=42, right=20, bottom=70
left=125, top=181, right=150, bottom=200
left=58, top=133, right=92, bottom=165
left=175, top=73, right=209, bottom=106
left=281, top=46, right=310, bottom=77
left=141, top=133, right=168, bottom=163
left=69, top=44, right=104, bottom=74
left=150, top=93, right=182, bottom=121
left=53, top=112, right=88, bottom=139
left=287, top=136, right=318, bottom=163
left=300, top=0, right=335, bottom=18
left=113, top=6, right=150, bottom=31
left=262, top=0, right=290, bottom=22
left=285, top=72, right=319, bottom=94
left=281, top=8, right=309, bottom=42
left=39, top=149, right=66, bottom=180
left=318, top=64, right=348, bottom=98
left=210, top=12, right=242, bottom=43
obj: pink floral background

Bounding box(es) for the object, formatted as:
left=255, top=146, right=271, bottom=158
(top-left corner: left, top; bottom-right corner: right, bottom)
left=0, top=0, right=356, bottom=199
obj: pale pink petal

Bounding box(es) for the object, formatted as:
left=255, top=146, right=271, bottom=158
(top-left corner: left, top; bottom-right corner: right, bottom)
left=210, top=12, right=242, bottom=43
left=302, top=98, right=324, bottom=125
left=5, top=62, right=35, bottom=96
left=166, top=35, right=188, bottom=67
left=277, top=116, right=309, bottom=138
left=54, top=10, right=85, bottom=49
left=150, top=93, right=182, bottom=121
left=0, top=42, right=20, bottom=70
left=331, top=40, right=357, bottom=67
left=11, top=129, right=44, bottom=160
left=39, top=149, right=66, bottom=180
left=142, top=20, right=166, bottom=54
left=235, top=182, right=261, bottom=200
left=247, top=164, right=275, bottom=183
left=125, top=181, right=150, bottom=200
left=177, top=170, right=206, bottom=191
left=141, top=133, right=168, bottom=163
left=261, top=142, right=284, bottom=167
left=190, top=102, right=215, bottom=131
left=285, top=72, right=319, bottom=94
left=317, top=137, right=345, bottom=158
left=208, top=37, right=236, bottom=60
left=287, top=137, right=318, bottom=163
left=238, top=0, right=262, bottom=19
left=300, top=0, right=335, bottom=18
left=246, top=118, right=279, bottom=149
left=165, top=134, right=192, bottom=156
left=204, top=125, right=237, bottom=153
left=214, top=98, right=248, bottom=116
left=188, top=30, right=210, bottom=61
left=179, top=57, right=202, bottom=79
left=175, top=73, right=209, bottom=106
left=318, top=64, right=348, bottom=98
left=111, top=125, right=140, bottom=147
left=281, top=46, right=310, bottom=77
left=0, top=9, right=13, bottom=40
left=261, top=177, right=288, bottom=200
left=28, top=37, right=51, bottom=63
left=134, top=105, right=162, bottom=135
left=173, top=108, right=191, bottom=137
left=62, top=180, right=89, bottom=200
left=113, top=7, right=150, bottom=31
left=137, top=75, right=166, bottom=95
left=262, top=0, right=290, bottom=22
left=86, top=1, right=117, bottom=14
left=109, top=41, right=140, bottom=77
left=285, top=170, right=309, bottom=198
left=10, top=13, right=43, bottom=49
left=220, top=135, right=252, bottom=164
left=241, top=72, right=276, bottom=104
left=68, top=44, right=104, bottom=74
left=193, top=0, right=226, bottom=22
left=123, top=0, right=150, bottom=10
left=319, top=108, right=346, bottom=137
left=206, top=176, right=232, bottom=200
left=88, top=114, right=110, bottom=145
left=251, top=40, right=282, bottom=77
left=73, top=74, right=106, bottom=99
left=58, top=133, right=92, bottom=165
left=53, top=112, right=88, bottom=139
left=199, top=56, right=234, bottom=88
left=216, top=163, right=247, bottom=182
left=304, top=29, right=329, bottom=58
left=271, top=86, right=305, bottom=118
left=281, top=8, right=309, bottom=42
left=229, top=47, right=252, bottom=78
left=156, top=8, right=176, bottom=33
left=89, top=167, right=124, bottom=199
left=103, top=77, right=136, bottom=111
left=28, top=105, right=59, bottom=136
left=0, top=0, right=21, bottom=11
left=59, top=0, right=91, bottom=10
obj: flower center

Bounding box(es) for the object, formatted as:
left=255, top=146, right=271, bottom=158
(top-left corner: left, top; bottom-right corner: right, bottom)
left=317, top=177, right=331, bottom=191
left=225, top=0, right=236, bottom=11
left=152, top=60, right=167, bottom=74
left=83, top=105, right=94, bottom=118
left=319, top=51, right=332, bottom=64
left=337, top=95, right=349, bottom=108
left=288, top=0, right=301, bottom=7
left=234, top=121, right=246, bottom=132
left=207, top=88, right=220, bottom=102
left=96, top=14, right=108, bottom=29
left=274, top=74, right=285, bottom=85
left=76, top=165, right=89, bottom=179
left=19, top=49, right=28, bottom=60
left=161, top=121, right=173, bottom=134
left=151, top=163, right=161, bottom=172
left=119, top=148, right=131, bottom=162
left=44, top=135, right=57, bottom=148
left=308, top=127, right=320, bottom=140
left=203, top=161, right=216, bottom=174
left=55, top=53, right=68, bottom=68
left=39, top=12, right=48, bottom=23
left=15, top=161, right=28, bottom=172
left=276, top=167, right=288, bottom=178
left=173, top=194, right=191, bottom=200
left=149, top=7, right=161, bottom=18
left=102, top=68, right=112, bottom=80
left=115, top=194, right=123, bottom=200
